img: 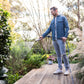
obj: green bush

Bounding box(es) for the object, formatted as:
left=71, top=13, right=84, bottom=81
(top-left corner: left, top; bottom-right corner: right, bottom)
left=31, top=42, right=46, bottom=55
left=78, top=56, right=84, bottom=68
left=66, top=41, right=77, bottom=54
left=6, top=73, right=22, bottom=84
left=74, top=54, right=84, bottom=84
left=6, top=39, right=30, bottom=74
left=0, top=8, right=11, bottom=66
left=24, top=54, right=47, bottom=71
left=0, top=8, right=11, bottom=80
left=6, top=43, right=48, bottom=83
left=76, top=72, right=84, bottom=80
left=69, top=53, right=84, bottom=64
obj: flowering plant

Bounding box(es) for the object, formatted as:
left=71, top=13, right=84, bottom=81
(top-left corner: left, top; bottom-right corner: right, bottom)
left=47, top=55, right=56, bottom=61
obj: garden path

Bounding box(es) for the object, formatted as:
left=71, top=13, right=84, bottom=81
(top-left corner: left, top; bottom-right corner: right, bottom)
left=14, top=63, right=79, bottom=84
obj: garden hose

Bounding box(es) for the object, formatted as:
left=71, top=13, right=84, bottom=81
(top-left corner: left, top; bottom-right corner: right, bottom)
left=66, top=40, right=74, bottom=84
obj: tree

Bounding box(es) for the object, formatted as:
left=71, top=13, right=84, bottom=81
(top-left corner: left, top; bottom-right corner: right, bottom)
left=9, top=0, right=53, bottom=52
left=58, top=0, right=84, bottom=56
left=58, top=0, right=84, bottom=29
left=0, top=0, right=13, bottom=83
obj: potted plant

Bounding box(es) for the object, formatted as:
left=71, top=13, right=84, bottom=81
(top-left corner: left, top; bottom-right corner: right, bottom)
left=47, top=55, right=56, bottom=65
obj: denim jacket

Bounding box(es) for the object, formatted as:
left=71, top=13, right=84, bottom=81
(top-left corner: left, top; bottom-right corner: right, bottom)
left=42, top=15, right=69, bottom=41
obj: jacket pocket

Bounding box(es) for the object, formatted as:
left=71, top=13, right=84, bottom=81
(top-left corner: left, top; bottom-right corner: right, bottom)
left=57, top=20, right=64, bottom=27
left=57, top=20, right=63, bottom=22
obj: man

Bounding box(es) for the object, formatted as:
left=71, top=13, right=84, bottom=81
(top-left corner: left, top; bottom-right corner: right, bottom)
left=39, top=7, right=70, bottom=75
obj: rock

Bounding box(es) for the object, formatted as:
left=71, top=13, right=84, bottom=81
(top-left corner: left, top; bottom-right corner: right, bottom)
left=0, top=80, right=6, bottom=84
left=81, top=67, right=84, bottom=72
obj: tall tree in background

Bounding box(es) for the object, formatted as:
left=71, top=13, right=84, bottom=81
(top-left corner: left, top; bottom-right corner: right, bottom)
left=58, top=0, right=84, bottom=29
left=9, top=0, right=53, bottom=52
left=58, top=0, right=84, bottom=56
left=78, top=0, right=80, bottom=29
left=9, top=0, right=84, bottom=54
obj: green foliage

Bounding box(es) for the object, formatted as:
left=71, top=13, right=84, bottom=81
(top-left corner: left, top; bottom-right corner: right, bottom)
left=66, top=41, right=77, bottom=54
left=69, top=53, right=84, bottom=64
left=24, top=54, right=47, bottom=71
left=6, top=39, right=30, bottom=74
left=31, top=42, right=46, bottom=55
left=68, top=33, right=76, bottom=41
left=68, top=32, right=81, bottom=42
left=73, top=54, right=84, bottom=84
left=69, top=60, right=80, bottom=64
left=76, top=72, right=84, bottom=80
left=78, top=54, right=84, bottom=68
left=6, top=73, right=22, bottom=84
left=0, top=8, right=11, bottom=66
left=6, top=40, right=48, bottom=83
left=0, top=7, right=11, bottom=79
left=79, top=60, right=84, bottom=68
left=5, top=39, right=30, bottom=83
left=64, top=14, right=78, bottom=30
left=49, top=49, right=56, bottom=55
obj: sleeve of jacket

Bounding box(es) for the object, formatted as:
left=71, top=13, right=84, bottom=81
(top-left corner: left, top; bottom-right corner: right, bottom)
left=42, top=22, right=52, bottom=38
left=63, top=16, right=70, bottom=38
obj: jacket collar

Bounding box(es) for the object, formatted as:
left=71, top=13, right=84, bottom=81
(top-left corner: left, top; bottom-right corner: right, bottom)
left=52, top=15, right=61, bottom=23
left=54, top=14, right=60, bottom=19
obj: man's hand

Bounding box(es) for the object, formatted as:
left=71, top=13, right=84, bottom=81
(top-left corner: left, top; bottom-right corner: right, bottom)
left=61, top=37, right=67, bottom=42
left=39, top=36, right=43, bottom=40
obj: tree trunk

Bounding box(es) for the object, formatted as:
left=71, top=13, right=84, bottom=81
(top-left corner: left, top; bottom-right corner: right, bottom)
left=78, top=0, right=80, bottom=29
left=81, top=22, right=84, bottom=50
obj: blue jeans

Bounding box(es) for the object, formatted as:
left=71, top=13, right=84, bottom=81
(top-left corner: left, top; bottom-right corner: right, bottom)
left=52, top=39, right=70, bottom=70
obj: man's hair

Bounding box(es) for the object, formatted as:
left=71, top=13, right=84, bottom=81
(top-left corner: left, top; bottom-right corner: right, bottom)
left=50, top=7, right=58, bottom=11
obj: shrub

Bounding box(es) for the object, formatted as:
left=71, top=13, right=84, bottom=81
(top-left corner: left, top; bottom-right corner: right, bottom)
left=31, top=42, right=46, bottom=54
left=6, top=39, right=30, bottom=74
left=0, top=8, right=11, bottom=79
left=75, top=54, right=84, bottom=84
left=6, top=73, right=22, bottom=84
left=24, top=54, right=47, bottom=71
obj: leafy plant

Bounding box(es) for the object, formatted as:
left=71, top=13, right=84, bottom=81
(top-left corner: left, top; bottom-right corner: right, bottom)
left=74, top=54, right=84, bottom=84
left=0, top=8, right=11, bottom=79
left=6, top=73, right=22, bottom=84
left=6, top=39, right=30, bottom=74
left=24, top=54, right=47, bottom=71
